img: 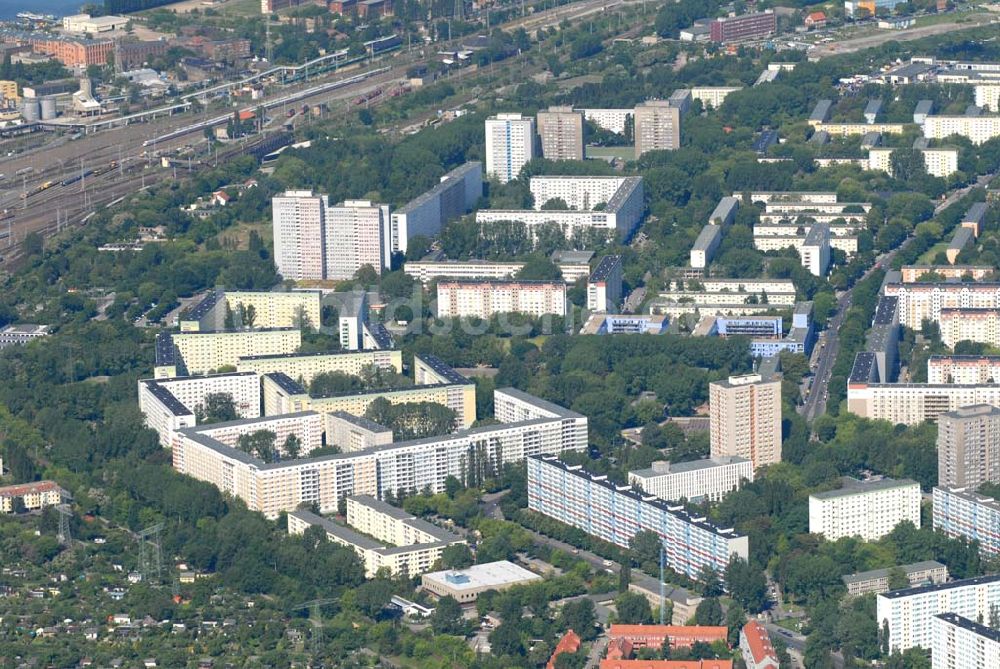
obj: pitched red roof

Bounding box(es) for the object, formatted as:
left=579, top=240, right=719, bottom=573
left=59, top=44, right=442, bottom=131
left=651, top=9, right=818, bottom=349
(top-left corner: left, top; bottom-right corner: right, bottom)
left=806, top=11, right=826, bottom=21
left=0, top=480, right=63, bottom=498
left=741, top=620, right=779, bottom=664
left=548, top=629, right=582, bottom=669
left=599, top=661, right=733, bottom=669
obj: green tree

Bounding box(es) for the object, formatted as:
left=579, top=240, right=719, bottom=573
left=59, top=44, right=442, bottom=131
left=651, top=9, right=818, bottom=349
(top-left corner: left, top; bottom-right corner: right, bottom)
left=560, top=598, right=598, bottom=640
left=725, top=557, right=769, bottom=613
left=355, top=579, right=393, bottom=619
left=440, top=543, right=474, bottom=569
left=431, top=595, right=466, bottom=635
left=283, top=433, right=302, bottom=459
left=694, top=597, right=723, bottom=626
left=615, top=591, right=653, bottom=624
left=195, top=393, right=238, bottom=424
left=489, top=622, right=524, bottom=656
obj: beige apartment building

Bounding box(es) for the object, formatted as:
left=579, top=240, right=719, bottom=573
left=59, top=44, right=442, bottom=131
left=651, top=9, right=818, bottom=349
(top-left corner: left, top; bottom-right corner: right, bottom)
left=181, top=290, right=323, bottom=332
left=237, top=349, right=403, bottom=386
left=0, top=481, right=66, bottom=513
left=709, top=374, right=782, bottom=470
left=436, top=280, right=567, bottom=319
left=937, top=405, right=1000, bottom=489
left=634, top=101, right=681, bottom=156
left=156, top=328, right=302, bottom=377
left=537, top=106, right=584, bottom=161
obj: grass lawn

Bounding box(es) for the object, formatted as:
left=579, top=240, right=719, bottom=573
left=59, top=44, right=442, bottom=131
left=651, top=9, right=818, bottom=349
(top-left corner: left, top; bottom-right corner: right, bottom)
left=586, top=145, right=635, bottom=161
left=916, top=241, right=949, bottom=264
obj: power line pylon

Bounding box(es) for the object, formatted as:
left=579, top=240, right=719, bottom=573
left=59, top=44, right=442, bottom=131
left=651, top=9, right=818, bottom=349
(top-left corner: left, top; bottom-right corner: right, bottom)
left=137, top=523, right=164, bottom=584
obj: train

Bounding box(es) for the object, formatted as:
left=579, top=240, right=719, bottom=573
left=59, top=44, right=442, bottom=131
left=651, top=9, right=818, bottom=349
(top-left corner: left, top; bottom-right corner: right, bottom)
left=19, top=160, right=117, bottom=200
left=61, top=169, right=95, bottom=187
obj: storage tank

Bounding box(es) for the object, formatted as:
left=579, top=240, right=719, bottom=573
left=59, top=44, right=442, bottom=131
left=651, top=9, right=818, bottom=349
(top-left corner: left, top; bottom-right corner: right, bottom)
left=21, top=99, right=39, bottom=122
left=39, top=96, right=56, bottom=120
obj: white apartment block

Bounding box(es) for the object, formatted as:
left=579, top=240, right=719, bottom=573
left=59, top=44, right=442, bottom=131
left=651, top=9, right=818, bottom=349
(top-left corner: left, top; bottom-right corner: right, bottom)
left=754, top=234, right=859, bottom=256
left=155, top=328, right=302, bottom=377
left=537, top=106, right=584, bottom=161
left=306, top=383, right=477, bottom=429
left=403, top=260, right=524, bottom=284
left=527, top=455, right=749, bottom=581
left=842, top=561, right=948, bottom=598
left=923, top=115, right=1000, bottom=144
left=389, top=162, right=482, bottom=256
left=485, top=113, right=536, bottom=183
left=877, top=575, right=1000, bottom=652
left=939, top=308, right=1000, bottom=349
left=0, top=481, right=65, bottom=514
left=676, top=278, right=797, bottom=294
left=236, top=349, right=403, bottom=386
left=436, top=280, right=567, bottom=319
left=325, top=411, right=394, bottom=452
left=181, top=290, right=323, bottom=332
left=975, top=83, right=1000, bottom=112
left=326, top=200, right=390, bottom=280
left=800, top=223, right=831, bottom=277
left=580, top=108, right=632, bottom=135
left=868, top=147, right=959, bottom=178
left=808, top=477, right=921, bottom=542
left=175, top=411, right=325, bottom=457
left=884, top=282, right=1000, bottom=332
left=691, top=224, right=721, bottom=269
left=138, top=372, right=261, bottom=446
left=933, top=486, right=1000, bottom=558
left=478, top=175, right=645, bottom=239
left=587, top=255, right=622, bottom=313
left=690, top=86, right=743, bottom=109
left=628, top=457, right=753, bottom=503
left=172, top=388, right=587, bottom=518
left=754, top=221, right=862, bottom=237
left=634, top=101, right=681, bottom=155
left=932, top=612, right=1000, bottom=669
left=709, top=374, right=782, bottom=471
left=288, top=503, right=466, bottom=578
left=847, top=381, right=1000, bottom=425
left=272, top=190, right=328, bottom=281
left=748, top=191, right=838, bottom=204
left=928, top=355, right=1000, bottom=385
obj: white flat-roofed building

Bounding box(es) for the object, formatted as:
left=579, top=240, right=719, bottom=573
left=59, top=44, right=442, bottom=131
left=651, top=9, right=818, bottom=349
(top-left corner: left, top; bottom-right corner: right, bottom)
left=877, top=575, right=1000, bottom=652
left=808, top=477, right=921, bottom=541
left=288, top=501, right=466, bottom=578
left=847, top=380, right=1000, bottom=425
left=176, top=410, right=324, bottom=455
left=975, top=83, right=1000, bottom=112
left=628, top=457, right=753, bottom=503
left=932, top=613, right=1000, bottom=669
left=422, top=560, right=541, bottom=602
left=436, top=280, right=567, bottom=318
left=869, top=147, right=959, bottom=178
left=325, top=411, right=393, bottom=452
left=485, top=113, right=536, bottom=183
left=236, top=349, right=403, bottom=386
left=924, top=115, right=1000, bottom=144
left=326, top=199, right=390, bottom=280
left=62, top=13, right=129, bottom=32
left=690, top=86, right=743, bottom=109
left=933, top=486, right=1000, bottom=557
left=754, top=233, right=858, bottom=256
left=172, top=388, right=586, bottom=518
left=691, top=224, right=721, bottom=269
left=928, top=355, right=1000, bottom=385
left=528, top=455, right=748, bottom=581
left=710, top=374, right=782, bottom=471
left=138, top=372, right=261, bottom=446
left=587, top=255, right=622, bottom=313
left=709, top=196, right=740, bottom=225
left=403, top=259, right=524, bottom=284
left=580, top=313, right=669, bottom=335
left=579, top=108, right=632, bottom=135
left=389, top=162, right=482, bottom=256
left=841, top=561, right=948, bottom=597
left=272, top=190, right=328, bottom=281
left=678, top=278, right=797, bottom=294
left=800, top=223, right=831, bottom=277
left=747, top=191, right=838, bottom=204
left=0, top=324, right=50, bottom=349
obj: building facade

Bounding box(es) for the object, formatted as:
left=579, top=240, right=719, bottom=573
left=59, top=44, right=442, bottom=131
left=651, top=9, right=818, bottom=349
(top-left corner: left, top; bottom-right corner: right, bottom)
left=436, top=280, right=567, bottom=318
left=628, top=457, right=753, bottom=503
left=709, top=11, right=776, bottom=43
left=272, top=190, right=328, bottom=281
left=389, top=162, right=482, bottom=256
left=138, top=372, right=261, bottom=446
left=634, top=101, right=681, bottom=156
left=485, top=113, right=536, bottom=183
left=841, top=561, right=948, bottom=597
left=587, top=255, right=623, bottom=313
left=527, top=455, right=749, bottom=581
left=937, top=405, right=1000, bottom=489
left=808, top=477, right=921, bottom=542
left=932, top=613, right=1000, bottom=669
left=326, top=200, right=390, bottom=280
left=155, top=328, right=302, bottom=378
left=537, top=106, right=584, bottom=161
left=403, top=260, right=525, bottom=284
left=0, top=481, right=65, bottom=513
left=933, top=486, right=1000, bottom=558
left=740, top=620, right=779, bottom=669
left=709, top=374, right=782, bottom=471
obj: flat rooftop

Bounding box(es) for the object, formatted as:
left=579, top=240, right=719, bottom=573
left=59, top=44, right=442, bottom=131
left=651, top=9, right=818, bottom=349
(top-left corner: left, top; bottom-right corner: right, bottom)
left=842, top=560, right=945, bottom=585
left=422, top=560, right=541, bottom=590
left=630, top=456, right=750, bottom=478
left=811, top=476, right=918, bottom=500
left=935, top=613, right=1000, bottom=642
left=590, top=255, right=622, bottom=282
left=880, top=573, right=1000, bottom=600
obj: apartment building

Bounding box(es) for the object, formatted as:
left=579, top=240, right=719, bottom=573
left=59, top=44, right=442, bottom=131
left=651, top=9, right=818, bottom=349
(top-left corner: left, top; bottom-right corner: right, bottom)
left=691, top=225, right=721, bottom=269
left=138, top=372, right=261, bottom=446
left=154, top=328, right=301, bottom=378
left=932, top=613, right=1000, bottom=669
left=0, top=324, right=50, bottom=349
left=715, top=316, right=782, bottom=339
left=403, top=260, right=523, bottom=284
left=740, top=621, right=779, bottom=669
left=288, top=500, right=466, bottom=578
left=325, top=411, right=393, bottom=452
left=868, top=147, right=959, bottom=178
left=690, top=87, right=743, bottom=109
left=747, top=191, right=838, bottom=204
left=808, top=477, right=921, bottom=542
left=537, top=106, right=584, bottom=161
left=236, top=349, right=403, bottom=386
left=607, top=625, right=728, bottom=650
left=580, top=108, right=633, bottom=135
left=937, top=405, right=1000, bottom=488
left=272, top=190, right=328, bottom=281
left=628, top=457, right=753, bottom=503
left=928, top=355, right=1000, bottom=385
left=847, top=379, right=1000, bottom=425
left=389, top=162, right=482, bottom=256
left=527, top=455, right=749, bottom=580
left=174, top=389, right=586, bottom=518
left=485, top=113, right=536, bottom=183
left=580, top=314, right=669, bottom=335
left=884, top=282, right=1000, bottom=331
left=901, top=265, right=993, bottom=282
left=924, top=115, right=1000, bottom=144
left=841, top=561, right=948, bottom=597
left=933, top=486, right=1000, bottom=557
left=709, top=10, right=776, bottom=43
left=478, top=176, right=645, bottom=240
left=326, top=200, right=390, bottom=280
left=939, top=308, right=1000, bottom=349
left=587, top=255, right=623, bottom=313
left=181, top=290, right=323, bottom=332
left=876, top=575, right=1000, bottom=652
left=975, top=83, right=1000, bottom=112
left=436, top=280, right=567, bottom=318
left=709, top=374, right=782, bottom=471
left=0, top=481, right=66, bottom=513
left=800, top=223, right=831, bottom=277
left=634, top=101, right=681, bottom=155
left=175, top=411, right=324, bottom=455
